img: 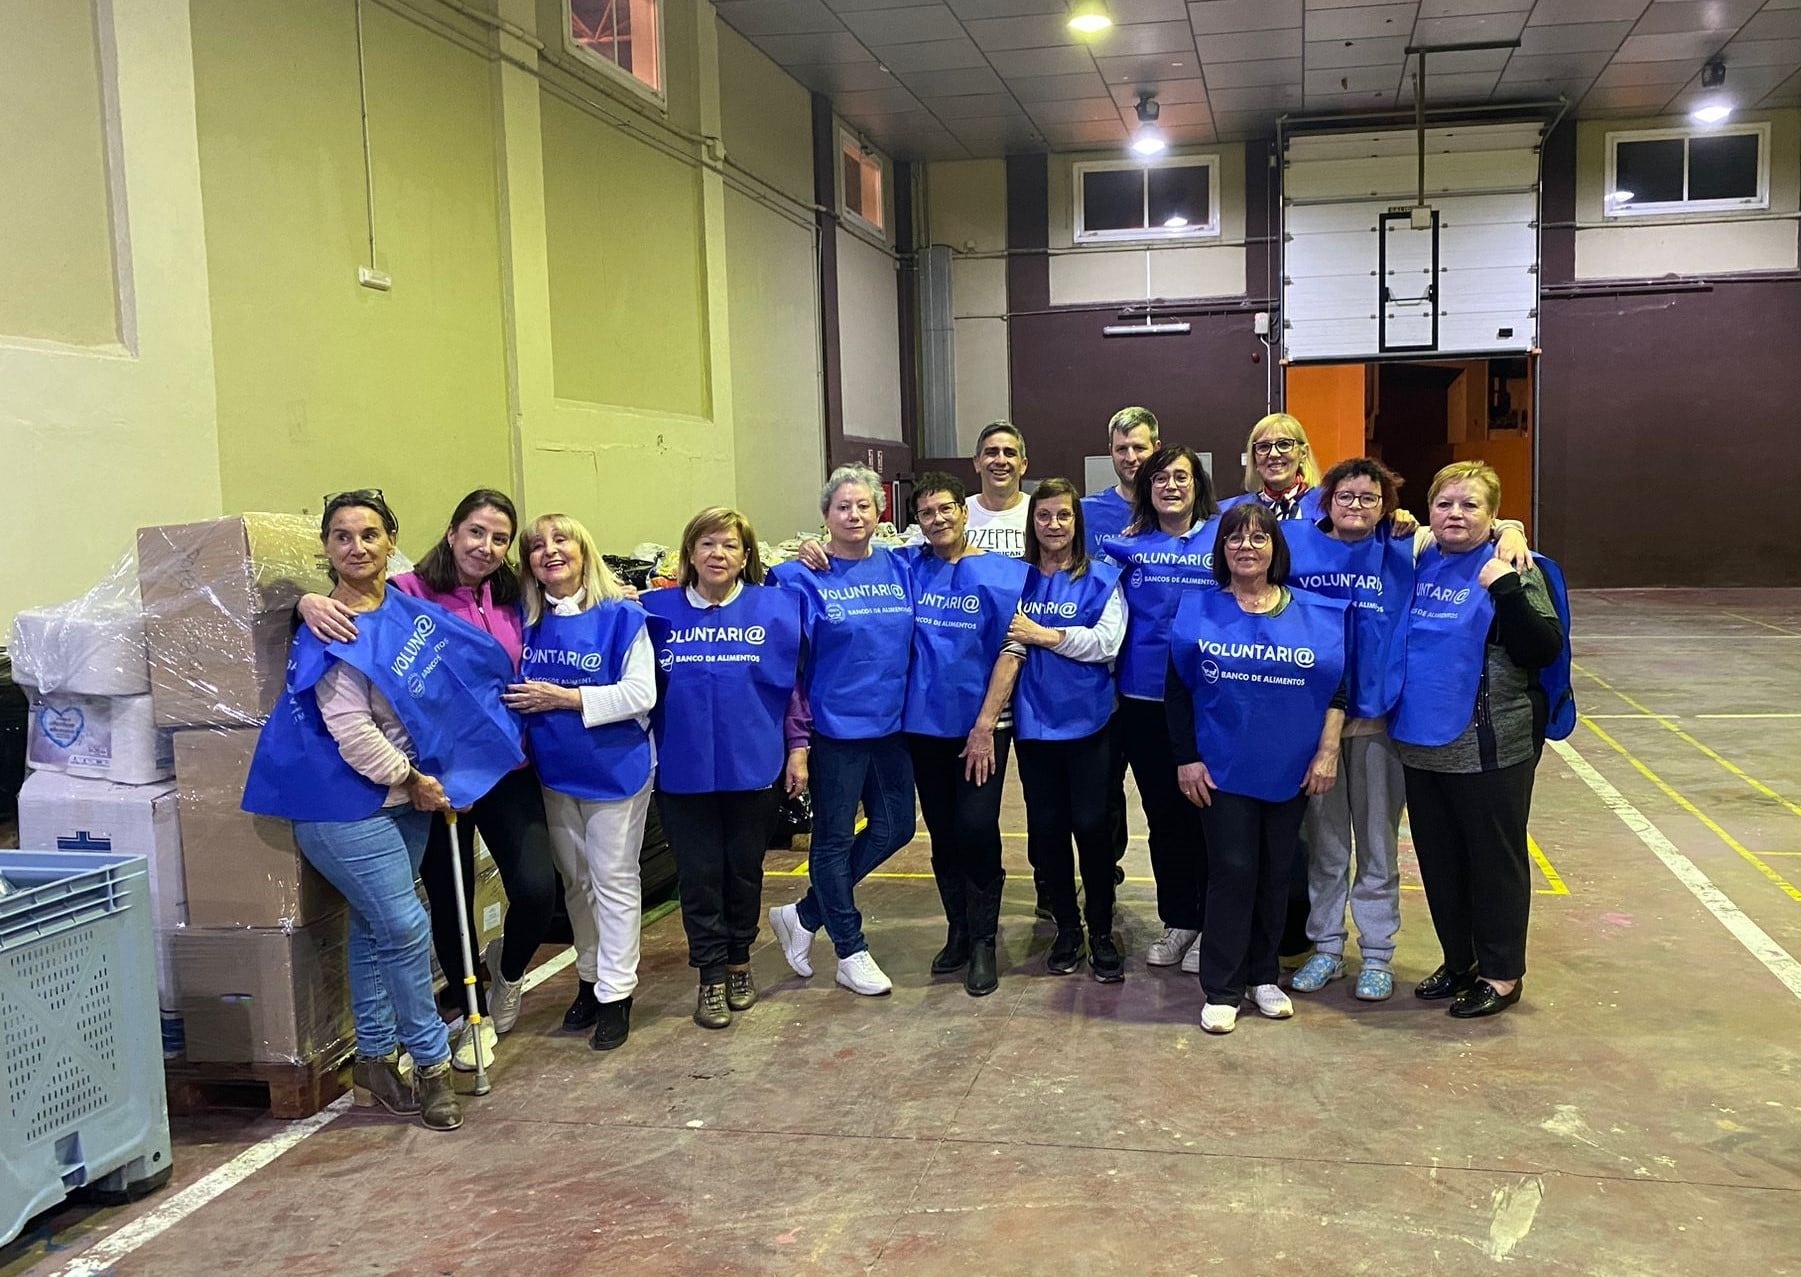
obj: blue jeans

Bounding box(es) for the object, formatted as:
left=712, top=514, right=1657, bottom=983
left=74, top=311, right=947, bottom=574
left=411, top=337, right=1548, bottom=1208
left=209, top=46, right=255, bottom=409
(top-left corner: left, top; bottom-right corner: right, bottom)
left=294, top=807, right=449, bottom=1067
left=796, top=733, right=917, bottom=958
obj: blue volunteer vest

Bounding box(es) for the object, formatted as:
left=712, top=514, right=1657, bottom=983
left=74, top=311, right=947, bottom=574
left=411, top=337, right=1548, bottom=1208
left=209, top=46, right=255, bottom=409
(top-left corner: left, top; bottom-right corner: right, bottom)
left=1534, top=554, right=1576, bottom=741
left=904, top=549, right=1031, bottom=738
left=1081, top=488, right=1134, bottom=565
left=242, top=591, right=525, bottom=821
left=639, top=585, right=803, bottom=794
left=1102, top=519, right=1220, bottom=700
left=770, top=548, right=913, bottom=739
left=1285, top=523, right=1414, bottom=720
left=1013, top=561, right=1122, bottom=742
left=1170, top=589, right=1350, bottom=803
left=521, top=602, right=654, bottom=802
left=1219, top=487, right=1326, bottom=523
left=1389, top=545, right=1496, bottom=748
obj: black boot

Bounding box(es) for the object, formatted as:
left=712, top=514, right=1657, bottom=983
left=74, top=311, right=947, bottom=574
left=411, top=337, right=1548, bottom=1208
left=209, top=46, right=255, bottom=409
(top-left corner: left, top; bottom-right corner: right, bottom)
left=563, top=979, right=600, bottom=1031
left=590, top=996, right=632, bottom=1051
left=932, top=868, right=970, bottom=974
left=964, top=876, right=1004, bottom=997
left=1047, top=928, right=1084, bottom=975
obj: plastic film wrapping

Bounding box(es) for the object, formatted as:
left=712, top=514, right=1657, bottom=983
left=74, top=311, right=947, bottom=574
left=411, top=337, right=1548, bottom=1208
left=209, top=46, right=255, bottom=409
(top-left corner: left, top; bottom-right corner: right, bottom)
left=172, top=909, right=354, bottom=1067
left=9, top=553, right=150, bottom=696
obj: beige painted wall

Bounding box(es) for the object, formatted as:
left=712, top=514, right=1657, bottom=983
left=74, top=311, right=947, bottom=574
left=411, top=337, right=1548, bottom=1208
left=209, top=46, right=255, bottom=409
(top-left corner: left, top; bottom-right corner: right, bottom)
left=0, top=0, right=120, bottom=349
left=1047, top=148, right=1249, bottom=304
left=1575, top=110, right=1801, bottom=280
left=190, top=0, right=512, bottom=559
left=837, top=227, right=904, bottom=444
left=0, top=0, right=221, bottom=626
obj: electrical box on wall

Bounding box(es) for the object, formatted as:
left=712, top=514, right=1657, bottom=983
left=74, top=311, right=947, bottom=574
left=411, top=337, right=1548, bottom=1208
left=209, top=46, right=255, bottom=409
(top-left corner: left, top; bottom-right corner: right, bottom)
left=1282, top=122, right=1542, bottom=363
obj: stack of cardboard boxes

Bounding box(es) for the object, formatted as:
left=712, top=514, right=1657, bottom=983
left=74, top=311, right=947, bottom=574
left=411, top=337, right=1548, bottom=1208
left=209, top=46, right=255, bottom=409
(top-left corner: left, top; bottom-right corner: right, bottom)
left=136, top=515, right=353, bottom=1067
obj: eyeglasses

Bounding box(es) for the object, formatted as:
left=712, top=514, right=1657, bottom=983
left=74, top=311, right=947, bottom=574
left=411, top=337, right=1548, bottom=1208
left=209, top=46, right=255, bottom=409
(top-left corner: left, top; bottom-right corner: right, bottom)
left=1252, top=438, right=1301, bottom=458
left=1152, top=472, right=1193, bottom=488
left=1225, top=532, right=1272, bottom=549
left=324, top=487, right=385, bottom=506
left=1332, top=491, right=1382, bottom=509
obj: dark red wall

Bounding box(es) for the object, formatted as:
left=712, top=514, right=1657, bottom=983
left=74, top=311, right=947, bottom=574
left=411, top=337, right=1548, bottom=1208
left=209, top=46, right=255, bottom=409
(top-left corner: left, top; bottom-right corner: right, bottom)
left=999, top=148, right=1277, bottom=504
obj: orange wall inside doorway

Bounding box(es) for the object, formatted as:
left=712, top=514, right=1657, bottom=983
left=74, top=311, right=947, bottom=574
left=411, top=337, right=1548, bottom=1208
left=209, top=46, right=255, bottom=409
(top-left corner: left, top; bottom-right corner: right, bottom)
left=1284, top=364, right=1365, bottom=473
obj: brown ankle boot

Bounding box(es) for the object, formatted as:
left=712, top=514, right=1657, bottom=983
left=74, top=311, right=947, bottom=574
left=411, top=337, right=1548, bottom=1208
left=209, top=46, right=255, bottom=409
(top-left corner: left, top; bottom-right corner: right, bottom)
left=416, top=1061, right=463, bottom=1131
left=352, top=1051, right=418, bottom=1115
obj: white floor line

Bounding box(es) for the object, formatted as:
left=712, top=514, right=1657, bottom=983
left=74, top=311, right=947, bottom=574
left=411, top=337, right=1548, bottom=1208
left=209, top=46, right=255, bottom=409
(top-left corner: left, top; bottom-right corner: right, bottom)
left=1551, top=739, right=1801, bottom=1001
left=1693, top=713, right=1801, bottom=720
left=43, top=946, right=579, bottom=1277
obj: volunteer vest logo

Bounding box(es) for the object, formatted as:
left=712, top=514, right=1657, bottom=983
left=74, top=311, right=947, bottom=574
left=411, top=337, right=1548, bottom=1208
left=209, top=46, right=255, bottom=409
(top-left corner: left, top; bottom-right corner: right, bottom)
left=656, top=623, right=770, bottom=670
left=1416, top=583, right=1473, bottom=615
left=1195, top=639, right=1318, bottom=684
left=520, top=645, right=606, bottom=674
left=1021, top=597, right=1081, bottom=620
left=819, top=581, right=907, bottom=625
left=1293, top=571, right=1384, bottom=599
left=391, top=614, right=448, bottom=683
left=1129, top=551, right=1213, bottom=589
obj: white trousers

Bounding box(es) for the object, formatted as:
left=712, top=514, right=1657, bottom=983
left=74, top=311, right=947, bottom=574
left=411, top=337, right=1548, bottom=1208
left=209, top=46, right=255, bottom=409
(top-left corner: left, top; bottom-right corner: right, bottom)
left=544, top=777, right=651, bottom=1001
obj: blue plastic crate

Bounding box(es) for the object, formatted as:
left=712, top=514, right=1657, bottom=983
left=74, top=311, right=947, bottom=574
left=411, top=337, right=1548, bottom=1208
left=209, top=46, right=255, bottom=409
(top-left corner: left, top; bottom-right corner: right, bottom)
left=1, top=850, right=173, bottom=1247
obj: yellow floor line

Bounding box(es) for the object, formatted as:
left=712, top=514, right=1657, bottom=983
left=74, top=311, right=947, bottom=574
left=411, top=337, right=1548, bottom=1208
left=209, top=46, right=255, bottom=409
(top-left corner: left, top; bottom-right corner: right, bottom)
left=1577, top=716, right=1801, bottom=904
left=768, top=871, right=1565, bottom=895
left=1723, top=610, right=1801, bottom=637
left=1574, top=662, right=1801, bottom=822
left=1528, top=835, right=1570, bottom=896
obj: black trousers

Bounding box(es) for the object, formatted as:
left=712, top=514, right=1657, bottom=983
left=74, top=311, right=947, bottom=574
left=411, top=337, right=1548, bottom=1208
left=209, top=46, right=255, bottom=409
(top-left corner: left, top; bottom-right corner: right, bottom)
left=1107, top=708, right=1131, bottom=865
left=908, top=730, right=1012, bottom=902
left=1404, top=759, right=1536, bottom=982
left=420, top=765, right=559, bottom=1012
left=659, top=787, right=780, bottom=984
left=1197, top=789, right=1307, bottom=1006
left=1117, top=697, right=1205, bottom=930
left=1017, top=729, right=1117, bottom=935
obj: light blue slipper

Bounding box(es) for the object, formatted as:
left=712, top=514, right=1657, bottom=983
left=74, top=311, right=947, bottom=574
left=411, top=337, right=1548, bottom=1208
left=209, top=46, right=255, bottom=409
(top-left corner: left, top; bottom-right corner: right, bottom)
left=1354, top=966, right=1395, bottom=1001
left=1288, top=952, right=1345, bottom=992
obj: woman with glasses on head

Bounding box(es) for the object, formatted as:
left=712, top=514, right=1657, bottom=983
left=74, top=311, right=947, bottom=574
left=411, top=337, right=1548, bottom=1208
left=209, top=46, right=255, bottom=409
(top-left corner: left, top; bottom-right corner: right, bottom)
left=1099, top=446, right=1219, bottom=973
left=1010, top=478, right=1128, bottom=981
left=244, top=491, right=527, bottom=1129
left=1391, top=462, right=1564, bottom=1020
left=1166, top=505, right=1350, bottom=1035
left=296, top=489, right=560, bottom=1070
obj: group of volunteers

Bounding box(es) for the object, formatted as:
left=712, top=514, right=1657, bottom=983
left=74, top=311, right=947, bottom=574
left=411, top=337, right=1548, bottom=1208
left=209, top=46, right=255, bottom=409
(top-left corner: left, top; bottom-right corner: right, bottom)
left=240, top=405, right=1570, bottom=1131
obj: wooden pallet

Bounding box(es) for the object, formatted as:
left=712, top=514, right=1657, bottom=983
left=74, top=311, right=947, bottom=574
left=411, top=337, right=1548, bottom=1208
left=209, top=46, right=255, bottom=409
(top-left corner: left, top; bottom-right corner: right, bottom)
left=165, top=1049, right=353, bottom=1121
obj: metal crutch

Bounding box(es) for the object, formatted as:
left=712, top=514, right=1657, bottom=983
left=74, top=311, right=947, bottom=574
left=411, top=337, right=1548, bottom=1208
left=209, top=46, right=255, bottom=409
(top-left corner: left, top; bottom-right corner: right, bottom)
left=445, top=810, right=492, bottom=1096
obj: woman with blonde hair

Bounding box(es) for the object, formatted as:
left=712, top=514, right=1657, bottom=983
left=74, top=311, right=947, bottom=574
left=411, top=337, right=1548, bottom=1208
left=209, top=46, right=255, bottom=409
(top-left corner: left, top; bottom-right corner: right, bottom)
left=639, top=508, right=809, bottom=1029
left=1221, top=413, right=1326, bottom=522
left=505, top=514, right=656, bottom=1051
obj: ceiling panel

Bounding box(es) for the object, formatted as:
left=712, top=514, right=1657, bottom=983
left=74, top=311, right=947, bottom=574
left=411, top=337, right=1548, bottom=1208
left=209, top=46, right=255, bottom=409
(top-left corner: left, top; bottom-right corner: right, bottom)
left=713, top=0, right=1801, bottom=161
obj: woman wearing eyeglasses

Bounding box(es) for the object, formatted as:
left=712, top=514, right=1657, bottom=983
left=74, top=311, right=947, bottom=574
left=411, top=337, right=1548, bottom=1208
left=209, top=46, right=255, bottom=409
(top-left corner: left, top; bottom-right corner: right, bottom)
left=1220, top=414, right=1325, bottom=522
left=1166, top=505, right=1349, bottom=1035
left=296, top=489, right=560, bottom=1070
left=1099, top=446, right=1219, bottom=972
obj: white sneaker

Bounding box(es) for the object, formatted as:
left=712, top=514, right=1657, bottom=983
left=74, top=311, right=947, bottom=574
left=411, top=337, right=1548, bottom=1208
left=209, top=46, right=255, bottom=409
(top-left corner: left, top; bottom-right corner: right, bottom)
left=769, top=903, right=816, bottom=978
left=484, top=940, right=523, bottom=1034
left=1180, top=941, right=1202, bottom=974
left=835, top=950, right=892, bottom=996
left=1250, top=983, right=1294, bottom=1019
left=451, top=1019, right=498, bottom=1072
left=1200, top=1003, right=1238, bottom=1034
left=1146, top=927, right=1200, bottom=967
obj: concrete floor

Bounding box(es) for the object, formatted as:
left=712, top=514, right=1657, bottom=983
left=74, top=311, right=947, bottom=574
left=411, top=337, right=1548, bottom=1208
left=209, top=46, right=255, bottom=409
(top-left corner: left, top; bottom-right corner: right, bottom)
left=5, top=589, right=1800, bottom=1276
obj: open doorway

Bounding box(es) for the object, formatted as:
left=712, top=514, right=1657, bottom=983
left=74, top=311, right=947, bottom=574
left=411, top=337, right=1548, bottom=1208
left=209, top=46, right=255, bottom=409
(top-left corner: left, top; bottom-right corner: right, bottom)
left=1285, top=358, right=1535, bottom=538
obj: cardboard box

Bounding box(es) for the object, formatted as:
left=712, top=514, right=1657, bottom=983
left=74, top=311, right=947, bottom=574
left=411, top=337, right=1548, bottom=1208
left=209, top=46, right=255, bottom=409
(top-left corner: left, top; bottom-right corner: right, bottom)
left=137, top=514, right=330, bottom=729
left=475, top=864, right=509, bottom=952
left=174, top=726, right=341, bottom=928
left=173, top=910, right=352, bottom=1064
left=17, top=769, right=186, bottom=1011
left=26, top=692, right=174, bottom=785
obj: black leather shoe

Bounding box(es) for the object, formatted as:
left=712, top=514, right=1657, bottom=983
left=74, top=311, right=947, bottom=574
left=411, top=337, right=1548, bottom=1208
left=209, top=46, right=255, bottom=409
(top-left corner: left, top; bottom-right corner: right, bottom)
left=562, top=979, right=600, bottom=1031
left=1089, top=932, right=1125, bottom=983
left=590, top=996, right=631, bottom=1051
left=1414, top=963, right=1479, bottom=1001
left=1449, top=978, right=1522, bottom=1019
left=965, top=939, right=999, bottom=996
left=1113, top=864, right=1126, bottom=886
left=1047, top=929, right=1084, bottom=974
left=931, top=925, right=970, bottom=975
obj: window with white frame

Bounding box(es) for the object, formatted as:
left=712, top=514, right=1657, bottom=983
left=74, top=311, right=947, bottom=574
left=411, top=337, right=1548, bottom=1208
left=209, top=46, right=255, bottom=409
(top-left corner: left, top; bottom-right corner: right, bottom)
left=1604, top=123, right=1769, bottom=217
left=1074, top=156, right=1219, bottom=244
left=567, top=0, right=663, bottom=101
left=840, top=131, right=887, bottom=239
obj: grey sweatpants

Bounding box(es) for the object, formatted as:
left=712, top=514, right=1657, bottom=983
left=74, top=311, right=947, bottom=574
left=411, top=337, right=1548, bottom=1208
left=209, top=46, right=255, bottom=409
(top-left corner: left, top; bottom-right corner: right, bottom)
left=1301, top=728, right=1404, bottom=966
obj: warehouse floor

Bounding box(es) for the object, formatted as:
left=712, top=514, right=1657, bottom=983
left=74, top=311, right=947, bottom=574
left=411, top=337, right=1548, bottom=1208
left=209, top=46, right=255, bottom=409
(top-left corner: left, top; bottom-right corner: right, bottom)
left=6, top=589, right=1801, bottom=1276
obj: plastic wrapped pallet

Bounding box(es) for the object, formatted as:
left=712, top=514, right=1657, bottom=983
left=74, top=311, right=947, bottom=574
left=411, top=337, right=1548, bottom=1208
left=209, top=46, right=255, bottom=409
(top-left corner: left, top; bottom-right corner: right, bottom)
left=172, top=909, right=352, bottom=1065
left=135, top=514, right=331, bottom=729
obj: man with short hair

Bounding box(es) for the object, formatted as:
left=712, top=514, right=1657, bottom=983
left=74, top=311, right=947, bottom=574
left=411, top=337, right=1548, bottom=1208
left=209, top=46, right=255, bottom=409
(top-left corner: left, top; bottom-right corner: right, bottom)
left=1082, top=407, right=1159, bottom=565
left=960, top=421, right=1031, bottom=557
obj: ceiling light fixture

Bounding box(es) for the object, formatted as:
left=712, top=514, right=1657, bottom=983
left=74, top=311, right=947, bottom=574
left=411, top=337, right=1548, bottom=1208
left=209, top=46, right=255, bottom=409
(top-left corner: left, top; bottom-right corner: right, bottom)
left=1067, top=0, right=1111, bottom=34
left=1691, top=102, right=1732, bottom=125
left=1130, top=92, right=1165, bottom=156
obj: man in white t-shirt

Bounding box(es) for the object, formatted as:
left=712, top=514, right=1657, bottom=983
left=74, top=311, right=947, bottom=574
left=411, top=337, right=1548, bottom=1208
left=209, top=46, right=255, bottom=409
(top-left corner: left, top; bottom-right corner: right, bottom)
left=907, top=421, right=1031, bottom=557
